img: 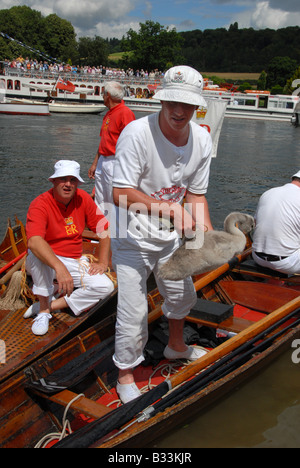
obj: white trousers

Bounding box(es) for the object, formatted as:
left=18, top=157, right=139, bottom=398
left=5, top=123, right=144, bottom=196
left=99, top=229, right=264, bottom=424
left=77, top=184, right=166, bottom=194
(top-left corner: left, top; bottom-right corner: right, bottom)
left=26, top=250, right=114, bottom=316
left=252, top=250, right=300, bottom=276
left=111, top=240, right=197, bottom=370
left=95, top=155, right=115, bottom=213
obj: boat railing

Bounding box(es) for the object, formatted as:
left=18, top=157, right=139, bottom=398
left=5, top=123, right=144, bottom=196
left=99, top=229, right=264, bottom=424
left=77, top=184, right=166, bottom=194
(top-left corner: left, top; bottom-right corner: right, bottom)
left=1, top=66, right=163, bottom=87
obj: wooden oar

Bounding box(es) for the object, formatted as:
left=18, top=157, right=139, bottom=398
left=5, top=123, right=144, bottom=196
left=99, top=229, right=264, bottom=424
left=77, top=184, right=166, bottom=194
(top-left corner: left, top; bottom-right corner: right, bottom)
left=0, top=255, right=26, bottom=286
left=169, top=295, right=300, bottom=389
left=55, top=296, right=300, bottom=449
left=0, top=251, right=26, bottom=277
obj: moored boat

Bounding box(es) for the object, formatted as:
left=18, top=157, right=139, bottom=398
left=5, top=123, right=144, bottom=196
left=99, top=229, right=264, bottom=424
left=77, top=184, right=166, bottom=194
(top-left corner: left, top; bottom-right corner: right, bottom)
left=0, top=219, right=118, bottom=384
left=1, top=68, right=299, bottom=121
left=0, top=99, right=50, bottom=116
left=48, top=101, right=106, bottom=114
left=0, top=245, right=299, bottom=448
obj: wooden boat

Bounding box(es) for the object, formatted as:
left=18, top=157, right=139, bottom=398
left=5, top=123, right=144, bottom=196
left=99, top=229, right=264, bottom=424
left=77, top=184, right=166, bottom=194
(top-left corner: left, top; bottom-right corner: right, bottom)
left=0, top=246, right=300, bottom=448
left=0, top=218, right=118, bottom=385
left=48, top=101, right=106, bottom=114
left=0, top=99, right=50, bottom=116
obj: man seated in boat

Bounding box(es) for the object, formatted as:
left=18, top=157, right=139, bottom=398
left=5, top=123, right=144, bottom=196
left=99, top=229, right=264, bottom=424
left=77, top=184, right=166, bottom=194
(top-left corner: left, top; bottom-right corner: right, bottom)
left=252, top=170, right=300, bottom=275
left=111, top=66, right=214, bottom=404
left=24, top=160, right=114, bottom=336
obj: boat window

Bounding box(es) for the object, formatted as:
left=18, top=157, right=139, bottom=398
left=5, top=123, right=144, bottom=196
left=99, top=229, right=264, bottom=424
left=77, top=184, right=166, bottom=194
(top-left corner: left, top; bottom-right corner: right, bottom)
left=7, top=79, right=13, bottom=89
left=29, top=82, right=36, bottom=92
left=245, top=99, right=256, bottom=107
left=14, top=80, right=21, bottom=90
left=95, top=86, right=100, bottom=96
left=258, top=96, right=268, bottom=109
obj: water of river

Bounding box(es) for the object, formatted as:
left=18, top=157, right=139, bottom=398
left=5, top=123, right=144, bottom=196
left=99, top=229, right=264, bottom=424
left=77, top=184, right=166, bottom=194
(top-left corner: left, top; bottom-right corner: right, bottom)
left=0, top=112, right=300, bottom=448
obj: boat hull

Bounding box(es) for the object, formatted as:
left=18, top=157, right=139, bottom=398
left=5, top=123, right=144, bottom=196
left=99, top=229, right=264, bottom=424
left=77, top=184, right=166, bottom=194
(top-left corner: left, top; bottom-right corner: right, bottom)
left=0, top=101, right=50, bottom=116
left=48, top=102, right=106, bottom=114
left=1, top=71, right=299, bottom=121
left=0, top=249, right=300, bottom=448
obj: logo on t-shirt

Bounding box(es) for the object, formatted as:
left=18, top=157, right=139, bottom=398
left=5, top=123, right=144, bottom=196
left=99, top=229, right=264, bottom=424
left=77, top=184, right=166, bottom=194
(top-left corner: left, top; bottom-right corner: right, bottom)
left=103, top=117, right=110, bottom=131
left=151, top=185, right=186, bottom=203
left=64, top=217, right=78, bottom=236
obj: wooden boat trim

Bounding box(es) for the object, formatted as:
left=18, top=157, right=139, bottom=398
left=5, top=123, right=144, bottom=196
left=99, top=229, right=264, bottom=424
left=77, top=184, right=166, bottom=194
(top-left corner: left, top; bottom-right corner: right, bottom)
left=1, top=243, right=300, bottom=448
left=100, top=323, right=300, bottom=448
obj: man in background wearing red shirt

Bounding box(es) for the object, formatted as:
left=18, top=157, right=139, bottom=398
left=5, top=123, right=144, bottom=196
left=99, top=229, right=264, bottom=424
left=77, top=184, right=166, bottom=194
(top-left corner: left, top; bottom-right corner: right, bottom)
left=88, top=81, right=135, bottom=223
left=24, top=160, right=114, bottom=336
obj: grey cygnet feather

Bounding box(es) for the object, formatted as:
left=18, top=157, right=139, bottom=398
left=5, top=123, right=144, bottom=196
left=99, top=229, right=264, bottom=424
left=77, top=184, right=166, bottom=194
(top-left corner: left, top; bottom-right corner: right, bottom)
left=158, top=212, right=255, bottom=281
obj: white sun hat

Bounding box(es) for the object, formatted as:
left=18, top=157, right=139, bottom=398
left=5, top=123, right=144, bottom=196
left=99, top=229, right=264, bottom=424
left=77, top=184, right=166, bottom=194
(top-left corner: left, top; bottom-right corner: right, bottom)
left=154, top=65, right=207, bottom=107
left=49, top=160, right=85, bottom=184
left=292, top=170, right=300, bottom=178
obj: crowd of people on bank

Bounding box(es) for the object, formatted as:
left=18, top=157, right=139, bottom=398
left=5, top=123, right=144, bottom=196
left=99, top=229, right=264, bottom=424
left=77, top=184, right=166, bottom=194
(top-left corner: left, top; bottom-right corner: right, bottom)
left=1, top=56, right=164, bottom=81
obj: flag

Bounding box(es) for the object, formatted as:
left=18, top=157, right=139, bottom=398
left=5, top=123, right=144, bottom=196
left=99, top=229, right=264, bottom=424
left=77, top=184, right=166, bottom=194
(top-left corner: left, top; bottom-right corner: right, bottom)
left=192, top=99, right=227, bottom=158
left=56, top=78, right=76, bottom=92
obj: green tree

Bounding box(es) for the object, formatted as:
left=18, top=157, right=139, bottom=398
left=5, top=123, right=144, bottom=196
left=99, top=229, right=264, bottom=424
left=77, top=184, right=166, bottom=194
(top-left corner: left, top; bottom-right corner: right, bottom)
left=43, top=14, right=77, bottom=63
left=121, top=20, right=184, bottom=71
left=266, top=56, right=297, bottom=89
left=257, top=70, right=267, bottom=90
left=78, top=36, right=109, bottom=67
left=0, top=6, right=45, bottom=60
left=0, top=6, right=77, bottom=63
left=284, top=66, right=300, bottom=95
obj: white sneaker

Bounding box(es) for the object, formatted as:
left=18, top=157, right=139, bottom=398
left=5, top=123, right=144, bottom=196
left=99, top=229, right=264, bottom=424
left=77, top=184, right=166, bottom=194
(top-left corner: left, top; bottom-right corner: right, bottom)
left=164, top=345, right=207, bottom=361
left=23, top=302, right=40, bottom=319
left=116, top=381, right=142, bottom=404
left=31, top=313, right=52, bottom=336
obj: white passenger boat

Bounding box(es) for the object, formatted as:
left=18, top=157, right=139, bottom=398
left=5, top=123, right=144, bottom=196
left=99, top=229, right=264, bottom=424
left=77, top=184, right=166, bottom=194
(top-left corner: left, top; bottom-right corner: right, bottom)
left=291, top=101, right=300, bottom=126
left=1, top=68, right=298, bottom=121
left=204, top=89, right=299, bottom=122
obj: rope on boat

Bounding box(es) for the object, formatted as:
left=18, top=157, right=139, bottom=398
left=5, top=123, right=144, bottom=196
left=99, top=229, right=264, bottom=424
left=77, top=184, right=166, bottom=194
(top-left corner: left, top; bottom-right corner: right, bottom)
left=35, top=355, right=201, bottom=447
left=81, top=254, right=117, bottom=288
left=34, top=393, right=85, bottom=448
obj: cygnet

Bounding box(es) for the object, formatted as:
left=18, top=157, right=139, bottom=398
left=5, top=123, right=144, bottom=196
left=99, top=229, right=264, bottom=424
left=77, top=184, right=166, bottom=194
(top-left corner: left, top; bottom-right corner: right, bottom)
left=158, top=212, right=255, bottom=281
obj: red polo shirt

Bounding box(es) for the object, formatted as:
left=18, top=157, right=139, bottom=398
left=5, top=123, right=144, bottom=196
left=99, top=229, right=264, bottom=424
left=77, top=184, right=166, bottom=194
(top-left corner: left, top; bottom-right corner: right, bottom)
left=26, top=188, right=109, bottom=258
left=99, top=101, right=135, bottom=156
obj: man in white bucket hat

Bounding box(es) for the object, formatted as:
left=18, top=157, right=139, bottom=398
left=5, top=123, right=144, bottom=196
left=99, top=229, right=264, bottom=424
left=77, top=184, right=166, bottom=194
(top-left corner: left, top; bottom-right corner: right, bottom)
left=111, top=65, right=214, bottom=403
left=24, top=160, right=114, bottom=336
left=253, top=170, right=300, bottom=275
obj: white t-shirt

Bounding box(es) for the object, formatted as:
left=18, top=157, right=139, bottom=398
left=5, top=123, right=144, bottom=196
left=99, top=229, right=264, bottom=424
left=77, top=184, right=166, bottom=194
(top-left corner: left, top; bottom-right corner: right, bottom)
left=253, top=183, right=300, bottom=256
left=112, top=112, right=212, bottom=250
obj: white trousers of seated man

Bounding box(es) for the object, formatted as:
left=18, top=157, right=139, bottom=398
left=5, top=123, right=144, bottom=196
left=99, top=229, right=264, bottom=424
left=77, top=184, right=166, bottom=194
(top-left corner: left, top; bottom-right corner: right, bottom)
left=252, top=249, right=300, bottom=276
left=111, top=239, right=197, bottom=370
left=26, top=249, right=114, bottom=316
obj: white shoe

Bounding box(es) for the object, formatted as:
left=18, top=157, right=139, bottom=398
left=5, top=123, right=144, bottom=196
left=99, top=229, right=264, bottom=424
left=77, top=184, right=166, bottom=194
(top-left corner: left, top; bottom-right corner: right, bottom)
left=23, top=302, right=40, bottom=319
left=116, top=381, right=142, bottom=404
left=164, top=345, right=207, bottom=361
left=31, top=313, right=52, bottom=336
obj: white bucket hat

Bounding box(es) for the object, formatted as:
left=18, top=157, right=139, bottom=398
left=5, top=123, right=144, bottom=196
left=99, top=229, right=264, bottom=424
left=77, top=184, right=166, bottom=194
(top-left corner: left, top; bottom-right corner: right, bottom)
left=292, top=170, right=300, bottom=178
left=49, top=160, right=85, bottom=184
left=154, top=66, right=207, bottom=107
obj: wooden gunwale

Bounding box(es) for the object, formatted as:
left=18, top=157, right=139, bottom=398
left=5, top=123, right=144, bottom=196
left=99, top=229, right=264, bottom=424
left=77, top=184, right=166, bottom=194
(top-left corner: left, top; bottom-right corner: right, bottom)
left=0, top=242, right=300, bottom=448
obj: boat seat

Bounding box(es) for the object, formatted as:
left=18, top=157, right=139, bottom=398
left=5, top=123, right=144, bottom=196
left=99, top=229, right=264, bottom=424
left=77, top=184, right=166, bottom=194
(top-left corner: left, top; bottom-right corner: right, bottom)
left=32, top=389, right=113, bottom=419
left=233, top=257, right=300, bottom=283
left=186, top=300, right=253, bottom=333
left=237, top=258, right=290, bottom=278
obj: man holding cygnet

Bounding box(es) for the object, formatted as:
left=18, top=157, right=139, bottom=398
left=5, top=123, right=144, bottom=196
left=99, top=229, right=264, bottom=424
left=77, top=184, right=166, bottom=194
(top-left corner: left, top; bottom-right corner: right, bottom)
left=111, top=65, right=214, bottom=403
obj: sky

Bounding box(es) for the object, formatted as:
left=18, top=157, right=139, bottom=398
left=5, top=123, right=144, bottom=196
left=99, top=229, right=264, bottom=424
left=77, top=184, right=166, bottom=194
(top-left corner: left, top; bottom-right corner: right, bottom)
left=1, top=0, right=300, bottom=39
